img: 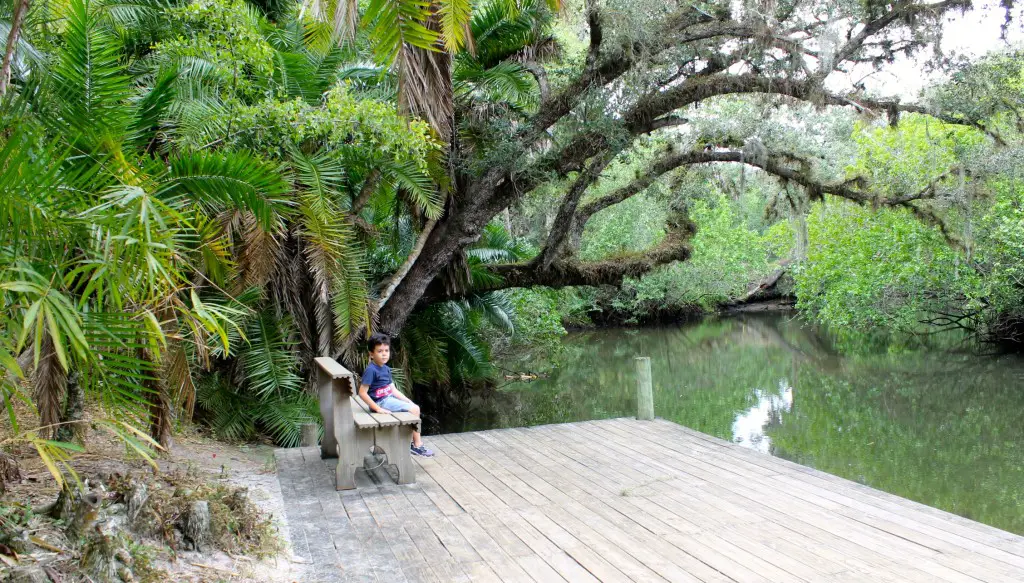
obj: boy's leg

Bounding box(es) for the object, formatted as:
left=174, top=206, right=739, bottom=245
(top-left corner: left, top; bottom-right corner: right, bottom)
left=377, top=396, right=424, bottom=447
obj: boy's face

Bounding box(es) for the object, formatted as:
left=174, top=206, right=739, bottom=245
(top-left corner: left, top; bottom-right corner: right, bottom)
left=370, top=343, right=390, bottom=366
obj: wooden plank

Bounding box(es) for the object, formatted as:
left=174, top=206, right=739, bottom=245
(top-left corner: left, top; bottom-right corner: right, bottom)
left=315, top=356, right=353, bottom=378
left=360, top=486, right=440, bottom=583
left=445, top=429, right=683, bottom=583
left=606, top=419, right=1024, bottom=581
left=391, top=410, right=421, bottom=426
left=480, top=429, right=717, bottom=583
left=378, top=487, right=472, bottom=582
left=599, top=420, right=1008, bottom=583
left=507, top=425, right=708, bottom=536
left=490, top=427, right=710, bottom=544
left=563, top=422, right=939, bottom=581
left=516, top=507, right=637, bottom=583
left=540, top=502, right=701, bottom=583
left=447, top=513, right=536, bottom=583
left=656, top=419, right=1024, bottom=555
left=767, top=472, right=1024, bottom=573
left=522, top=425, right=780, bottom=582
left=370, top=411, right=400, bottom=427
left=449, top=433, right=551, bottom=508
left=407, top=461, right=468, bottom=516
left=349, top=397, right=380, bottom=429
left=340, top=490, right=410, bottom=583
left=393, top=475, right=485, bottom=565
left=491, top=509, right=599, bottom=583
left=439, top=433, right=535, bottom=510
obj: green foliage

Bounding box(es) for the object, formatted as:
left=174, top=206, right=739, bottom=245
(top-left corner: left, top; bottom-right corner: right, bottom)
left=845, top=114, right=986, bottom=196
left=583, top=189, right=787, bottom=319
left=156, top=0, right=275, bottom=100
left=506, top=287, right=567, bottom=349
left=975, top=179, right=1024, bottom=315
left=794, top=201, right=976, bottom=331
left=792, top=112, right=1022, bottom=338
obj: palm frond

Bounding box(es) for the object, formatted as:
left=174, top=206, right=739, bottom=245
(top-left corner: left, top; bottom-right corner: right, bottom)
left=384, top=158, right=443, bottom=219
left=128, top=67, right=178, bottom=151
left=468, top=291, right=514, bottom=334
left=80, top=312, right=162, bottom=425
left=237, top=211, right=283, bottom=290
left=362, top=0, right=438, bottom=65
left=196, top=372, right=256, bottom=442
left=455, top=60, right=536, bottom=108
left=238, top=312, right=302, bottom=398
left=253, top=391, right=318, bottom=447
left=438, top=0, right=472, bottom=52
left=49, top=0, right=134, bottom=148
left=162, top=151, right=292, bottom=230
left=0, top=130, right=72, bottom=249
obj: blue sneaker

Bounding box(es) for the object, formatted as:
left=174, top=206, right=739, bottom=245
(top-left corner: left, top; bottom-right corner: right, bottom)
left=411, top=444, right=435, bottom=457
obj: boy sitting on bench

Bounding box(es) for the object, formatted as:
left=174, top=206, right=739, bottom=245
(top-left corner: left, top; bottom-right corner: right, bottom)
left=358, top=333, right=435, bottom=457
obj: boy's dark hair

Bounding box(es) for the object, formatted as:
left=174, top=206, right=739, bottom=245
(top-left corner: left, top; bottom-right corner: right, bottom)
left=367, top=333, right=390, bottom=352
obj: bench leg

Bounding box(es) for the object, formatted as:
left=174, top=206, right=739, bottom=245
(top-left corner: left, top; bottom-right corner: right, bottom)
left=335, top=401, right=358, bottom=490
left=381, top=425, right=416, bottom=485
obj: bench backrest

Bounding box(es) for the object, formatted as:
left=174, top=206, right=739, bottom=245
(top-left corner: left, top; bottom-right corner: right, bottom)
left=314, top=356, right=358, bottom=458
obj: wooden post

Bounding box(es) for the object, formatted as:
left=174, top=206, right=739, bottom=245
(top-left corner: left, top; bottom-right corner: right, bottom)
left=635, top=356, right=654, bottom=420
left=300, top=423, right=319, bottom=447
left=316, top=364, right=337, bottom=458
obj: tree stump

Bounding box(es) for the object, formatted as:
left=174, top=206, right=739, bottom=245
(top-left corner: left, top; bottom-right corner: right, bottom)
left=80, top=531, right=123, bottom=583
left=182, top=500, right=210, bottom=551
left=5, top=566, right=48, bottom=583
left=0, top=451, right=19, bottom=495
left=300, top=423, right=319, bottom=447
left=67, top=490, right=102, bottom=539
left=126, top=482, right=148, bottom=527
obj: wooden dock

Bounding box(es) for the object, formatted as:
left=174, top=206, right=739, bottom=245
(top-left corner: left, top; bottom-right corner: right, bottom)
left=274, top=418, right=1024, bottom=583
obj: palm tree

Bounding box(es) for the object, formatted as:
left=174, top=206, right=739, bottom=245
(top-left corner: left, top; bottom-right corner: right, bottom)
left=0, top=0, right=292, bottom=480
left=308, top=0, right=560, bottom=138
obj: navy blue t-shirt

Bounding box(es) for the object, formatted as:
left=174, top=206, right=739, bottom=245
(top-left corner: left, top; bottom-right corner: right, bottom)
left=361, top=362, right=394, bottom=402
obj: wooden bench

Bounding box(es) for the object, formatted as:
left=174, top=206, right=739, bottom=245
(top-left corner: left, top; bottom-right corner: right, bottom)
left=314, top=356, right=420, bottom=489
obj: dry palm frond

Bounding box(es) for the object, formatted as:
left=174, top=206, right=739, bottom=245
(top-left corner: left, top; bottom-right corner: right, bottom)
left=274, top=245, right=314, bottom=356
left=398, top=32, right=454, bottom=140
left=33, top=333, right=67, bottom=439
left=237, top=212, right=283, bottom=291
left=332, top=0, right=359, bottom=42
left=166, top=340, right=196, bottom=421
left=304, top=242, right=335, bottom=358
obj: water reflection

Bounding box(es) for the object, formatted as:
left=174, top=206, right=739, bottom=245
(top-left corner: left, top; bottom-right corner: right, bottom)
left=732, top=380, right=792, bottom=453
left=425, top=313, right=1024, bottom=535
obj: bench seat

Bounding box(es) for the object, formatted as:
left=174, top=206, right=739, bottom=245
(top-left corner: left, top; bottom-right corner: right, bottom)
left=315, top=356, right=420, bottom=489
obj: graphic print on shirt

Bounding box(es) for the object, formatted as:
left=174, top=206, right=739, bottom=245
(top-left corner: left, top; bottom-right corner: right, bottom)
left=361, top=362, right=394, bottom=401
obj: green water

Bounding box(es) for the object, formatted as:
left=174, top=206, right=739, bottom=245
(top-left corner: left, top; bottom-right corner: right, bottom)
left=429, top=313, right=1024, bottom=535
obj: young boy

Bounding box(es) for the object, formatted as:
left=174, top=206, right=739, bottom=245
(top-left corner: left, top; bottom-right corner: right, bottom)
left=358, top=333, right=435, bottom=457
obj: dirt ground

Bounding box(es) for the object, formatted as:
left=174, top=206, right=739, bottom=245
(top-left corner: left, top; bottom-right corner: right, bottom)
left=2, top=422, right=310, bottom=583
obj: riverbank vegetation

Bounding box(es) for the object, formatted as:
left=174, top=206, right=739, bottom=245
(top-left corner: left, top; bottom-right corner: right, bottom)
left=0, top=0, right=1022, bottom=513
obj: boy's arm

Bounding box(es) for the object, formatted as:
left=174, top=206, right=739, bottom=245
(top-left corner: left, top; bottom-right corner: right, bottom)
left=389, top=386, right=411, bottom=402
left=358, top=385, right=385, bottom=413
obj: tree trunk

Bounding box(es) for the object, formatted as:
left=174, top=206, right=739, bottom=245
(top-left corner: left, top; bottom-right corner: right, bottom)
left=0, top=0, right=30, bottom=97
left=56, top=371, right=85, bottom=444
left=141, top=347, right=173, bottom=449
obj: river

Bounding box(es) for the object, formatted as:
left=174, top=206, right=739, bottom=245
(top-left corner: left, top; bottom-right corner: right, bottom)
left=426, top=313, right=1024, bottom=535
